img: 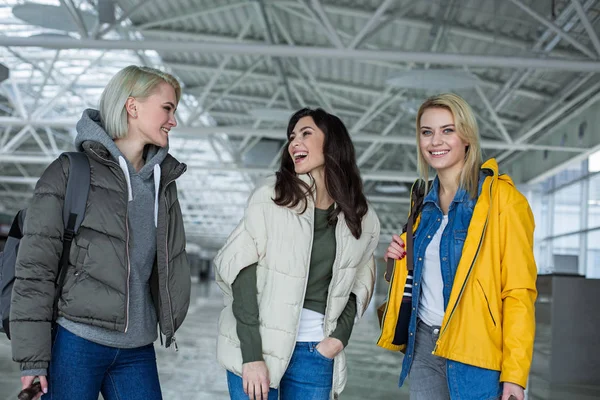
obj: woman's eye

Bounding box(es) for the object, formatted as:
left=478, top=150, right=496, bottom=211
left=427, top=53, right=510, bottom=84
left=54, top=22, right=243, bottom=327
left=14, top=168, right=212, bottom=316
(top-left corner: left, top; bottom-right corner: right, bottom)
left=421, top=130, right=432, bottom=136
left=443, top=128, right=454, bottom=134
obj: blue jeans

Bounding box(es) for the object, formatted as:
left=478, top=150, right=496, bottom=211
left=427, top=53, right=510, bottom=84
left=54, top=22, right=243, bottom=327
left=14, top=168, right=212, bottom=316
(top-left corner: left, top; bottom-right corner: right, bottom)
left=409, top=320, right=502, bottom=400
left=227, top=342, right=334, bottom=400
left=42, top=325, right=162, bottom=400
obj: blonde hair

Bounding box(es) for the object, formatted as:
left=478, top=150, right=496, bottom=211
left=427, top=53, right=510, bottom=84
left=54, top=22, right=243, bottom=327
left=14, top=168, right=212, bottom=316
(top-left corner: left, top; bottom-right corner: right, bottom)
left=415, top=93, right=482, bottom=198
left=99, top=65, right=182, bottom=139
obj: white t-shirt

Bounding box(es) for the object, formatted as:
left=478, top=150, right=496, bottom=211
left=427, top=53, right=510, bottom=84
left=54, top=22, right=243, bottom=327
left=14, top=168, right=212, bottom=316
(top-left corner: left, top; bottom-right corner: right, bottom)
left=418, top=215, right=448, bottom=327
left=296, top=308, right=325, bottom=342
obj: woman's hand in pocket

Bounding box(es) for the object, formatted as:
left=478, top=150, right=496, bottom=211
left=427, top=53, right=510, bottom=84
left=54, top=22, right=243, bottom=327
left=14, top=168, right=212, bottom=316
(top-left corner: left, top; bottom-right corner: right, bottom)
left=384, top=234, right=406, bottom=262
left=316, top=337, right=343, bottom=359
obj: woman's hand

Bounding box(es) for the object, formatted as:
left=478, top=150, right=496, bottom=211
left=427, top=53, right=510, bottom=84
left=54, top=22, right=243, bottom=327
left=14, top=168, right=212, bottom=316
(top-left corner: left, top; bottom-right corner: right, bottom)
left=316, top=337, right=344, bottom=359
left=501, top=382, right=525, bottom=400
left=384, top=234, right=406, bottom=262
left=19, top=376, right=47, bottom=400
left=242, top=361, right=270, bottom=400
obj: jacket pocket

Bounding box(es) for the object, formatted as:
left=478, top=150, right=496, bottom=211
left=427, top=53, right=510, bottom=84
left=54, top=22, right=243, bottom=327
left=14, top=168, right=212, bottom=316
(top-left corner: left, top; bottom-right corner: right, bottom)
left=168, top=253, right=191, bottom=332
left=476, top=279, right=496, bottom=327
left=454, top=229, right=468, bottom=266
left=73, top=238, right=90, bottom=268
left=454, top=229, right=467, bottom=242
left=63, top=239, right=89, bottom=295
left=314, top=346, right=335, bottom=362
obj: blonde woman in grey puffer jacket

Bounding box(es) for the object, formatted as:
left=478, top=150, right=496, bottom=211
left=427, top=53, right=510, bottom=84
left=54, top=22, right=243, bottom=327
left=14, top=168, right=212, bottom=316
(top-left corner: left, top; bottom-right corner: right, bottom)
left=11, top=66, right=190, bottom=400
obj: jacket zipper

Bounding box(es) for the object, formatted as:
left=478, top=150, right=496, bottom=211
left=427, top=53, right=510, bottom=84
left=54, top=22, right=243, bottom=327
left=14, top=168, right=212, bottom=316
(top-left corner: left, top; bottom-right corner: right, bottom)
left=323, top=216, right=343, bottom=334
left=163, top=178, right=179, bottom=350
left=434, top=169, right=494, bottom=353
left=323, top=214, right=343, bottom=397
left=89, top=148, right=131, bottom=333
left=280, top=200, right=316, bottom=377
left=124, top=206, right=131, bottom=332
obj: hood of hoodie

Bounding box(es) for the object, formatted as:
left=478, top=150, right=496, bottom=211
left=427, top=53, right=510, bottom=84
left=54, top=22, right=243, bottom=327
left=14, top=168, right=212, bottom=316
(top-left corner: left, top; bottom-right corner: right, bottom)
left=75, top=108, right=168, bottom=180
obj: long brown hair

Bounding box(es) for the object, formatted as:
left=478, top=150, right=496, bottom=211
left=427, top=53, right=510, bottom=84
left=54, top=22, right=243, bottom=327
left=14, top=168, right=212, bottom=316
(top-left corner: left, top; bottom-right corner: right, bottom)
left=273, top=108, right=368, bottom=239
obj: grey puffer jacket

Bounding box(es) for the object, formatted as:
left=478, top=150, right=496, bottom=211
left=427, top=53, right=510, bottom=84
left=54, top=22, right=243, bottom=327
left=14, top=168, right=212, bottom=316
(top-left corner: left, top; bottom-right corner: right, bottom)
left=10, top=141, right=190, bottom=371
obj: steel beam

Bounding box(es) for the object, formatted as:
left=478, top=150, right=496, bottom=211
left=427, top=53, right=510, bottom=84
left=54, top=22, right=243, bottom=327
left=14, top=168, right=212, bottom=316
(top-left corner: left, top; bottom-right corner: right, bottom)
left=136, top=2, right=248, bottom=31
left=166, top=60, right=550, bottom=101
left=305, top=0, right=344, bottom=48
left=347, top=0, right=398, bottom=49
left=571, top=0, right=600, bottom=57
left=275, top=1, right=584, bottom=59
left=2, top=36, right=600, bottom=71
left=253, top=0, right=294, bottom=109
left=497, top=80, right=600, bottom=162
left=491, top=0, right=594, bottom=113
left=0, top=118, right=586, bottom=153
left=186, top=19, right=253, bottom=125
left=0, top=176, right=38, bottom=184
left=509, top=0, right=596, bottom=59
left=97, top=0, right=156, bottom=38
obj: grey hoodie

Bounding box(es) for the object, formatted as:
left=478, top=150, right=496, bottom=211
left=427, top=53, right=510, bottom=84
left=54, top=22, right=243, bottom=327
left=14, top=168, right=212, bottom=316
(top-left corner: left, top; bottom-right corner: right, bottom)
left=58, top=109, right=167, bottom=348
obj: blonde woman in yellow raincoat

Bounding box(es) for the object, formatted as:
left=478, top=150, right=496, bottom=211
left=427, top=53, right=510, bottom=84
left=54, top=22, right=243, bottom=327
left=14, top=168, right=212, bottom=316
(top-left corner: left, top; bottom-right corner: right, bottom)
left=378, top=93, right=537, bottom=400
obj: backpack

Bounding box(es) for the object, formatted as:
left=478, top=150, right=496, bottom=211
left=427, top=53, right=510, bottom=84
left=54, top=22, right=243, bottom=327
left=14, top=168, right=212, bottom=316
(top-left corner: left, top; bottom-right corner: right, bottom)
left=0, top=152, right=90, bottom=339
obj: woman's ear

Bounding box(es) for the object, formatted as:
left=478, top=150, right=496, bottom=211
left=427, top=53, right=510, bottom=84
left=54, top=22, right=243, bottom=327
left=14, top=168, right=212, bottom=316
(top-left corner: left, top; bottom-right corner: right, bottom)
left=125, top=97, right=137, bottom=118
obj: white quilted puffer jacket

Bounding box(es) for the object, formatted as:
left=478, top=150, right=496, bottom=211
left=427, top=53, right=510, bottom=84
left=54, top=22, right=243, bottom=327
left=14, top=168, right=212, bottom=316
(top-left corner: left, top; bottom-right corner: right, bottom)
left=214, top=175, right=380, bottom=399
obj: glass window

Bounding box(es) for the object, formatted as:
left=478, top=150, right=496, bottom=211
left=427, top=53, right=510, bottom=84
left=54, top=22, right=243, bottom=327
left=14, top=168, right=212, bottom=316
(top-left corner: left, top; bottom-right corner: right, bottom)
left=552, top=182, right=582, bottom=235
left=541, top=176, right=554, bottom=193
left=538, top=194, right=549, bottom=240
left=535, top=240, right=552, bottom=274
left=551, top=234, right=580, bottom=275
left=589, top=149, right=600, bottom=173
left=586, top=230, right=600, bottom=279
left=589, top=174, right=600, bottom=229
left=554, top=160, right=585, bottom=187
left=523, top=185, right=548, bottom=241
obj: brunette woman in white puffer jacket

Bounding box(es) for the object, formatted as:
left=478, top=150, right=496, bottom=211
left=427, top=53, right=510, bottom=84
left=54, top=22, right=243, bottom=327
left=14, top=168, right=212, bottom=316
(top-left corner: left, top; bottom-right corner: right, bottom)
left=215, top=108, right=380, bottom=400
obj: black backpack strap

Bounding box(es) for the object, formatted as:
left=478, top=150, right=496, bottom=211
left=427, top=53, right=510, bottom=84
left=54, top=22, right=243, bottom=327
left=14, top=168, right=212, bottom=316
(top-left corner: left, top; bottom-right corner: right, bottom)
left=8, top=209, right=26, bottom=240
left=0, top=210, right=27, bottom=338
left=384, top=179, right=426, bottom=282
left=404, top=179, right=425, bottom=274
left=62, top=152, right=90, bottom=234
left=54, top=152, right=90, bottom=320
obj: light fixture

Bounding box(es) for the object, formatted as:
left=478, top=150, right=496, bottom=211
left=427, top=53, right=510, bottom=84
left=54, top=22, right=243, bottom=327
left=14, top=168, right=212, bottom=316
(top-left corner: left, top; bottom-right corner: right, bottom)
left=386, top=69, right=479, bottom=90
left=374, top=184, right=409, bottom=194
left=13, top=2, right=95, bottom=33
left=0, top=63, right=8, bottom=84
left=589, top=149, right=600, bottom=173
left=28, top=33, right=74, bottom=39
left=97, top=0, right=115, bottom=24
left=248, top=108, right=294, bottom=123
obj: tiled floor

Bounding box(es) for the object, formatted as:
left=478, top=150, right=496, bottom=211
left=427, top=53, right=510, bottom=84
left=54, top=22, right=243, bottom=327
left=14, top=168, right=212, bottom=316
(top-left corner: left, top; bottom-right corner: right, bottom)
left=1, top=279, right=599, bottom=399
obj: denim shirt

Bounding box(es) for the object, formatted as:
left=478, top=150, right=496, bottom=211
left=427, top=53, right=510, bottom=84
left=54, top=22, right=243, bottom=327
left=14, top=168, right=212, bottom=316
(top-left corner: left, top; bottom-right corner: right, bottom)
left=398, top=173, right=503, bottom=400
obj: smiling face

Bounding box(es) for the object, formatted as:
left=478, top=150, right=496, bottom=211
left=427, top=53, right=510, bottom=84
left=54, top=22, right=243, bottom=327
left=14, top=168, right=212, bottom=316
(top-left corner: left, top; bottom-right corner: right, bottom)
left=418, top=107, right=469, bottom=175
left=287, top=116, right=326, bottom=175
left=126, top=81, right=178, bottom=148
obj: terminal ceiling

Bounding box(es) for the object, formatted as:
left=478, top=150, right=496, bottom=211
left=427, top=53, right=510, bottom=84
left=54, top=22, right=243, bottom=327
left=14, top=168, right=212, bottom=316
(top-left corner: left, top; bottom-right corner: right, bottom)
left=1, top=0, right=600, bottom=254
